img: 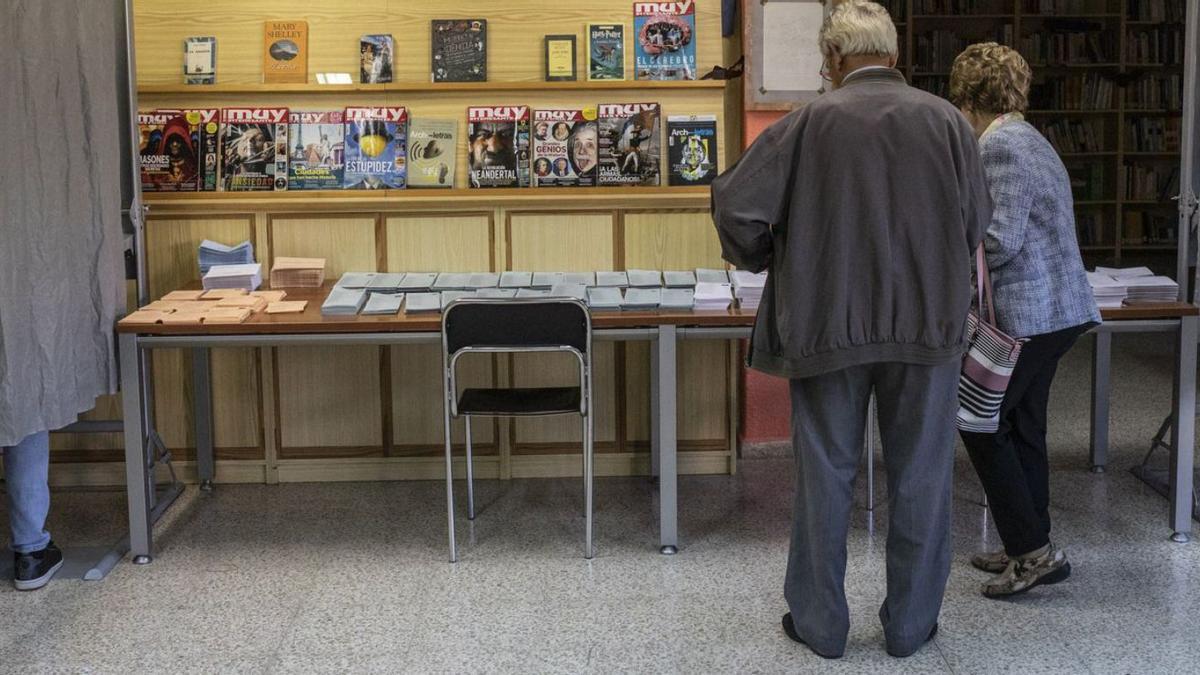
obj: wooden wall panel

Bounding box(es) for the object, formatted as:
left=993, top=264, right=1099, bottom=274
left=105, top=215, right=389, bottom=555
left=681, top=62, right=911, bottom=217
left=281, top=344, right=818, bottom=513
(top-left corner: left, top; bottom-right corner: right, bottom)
left=133, top=1, right=724, bottom=86
left=386, top=214, right=496, bottom=454
left=623, top=211, right=728, bottom=446
left=271, top=217, right=381, bottom=455
left=143, top=217, right=261, bottom=457
left=507, top=212, right=617, bottom=450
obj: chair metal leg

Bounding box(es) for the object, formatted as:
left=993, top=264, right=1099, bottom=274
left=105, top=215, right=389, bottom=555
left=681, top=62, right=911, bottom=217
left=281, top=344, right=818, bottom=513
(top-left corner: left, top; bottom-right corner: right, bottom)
left=443, top=406, right=457, bottom=563
left=584, top=412, right=594, bottom=559
left=465, top=416, right=476, bottom=521
left=866, top=394, right=876, bottom=511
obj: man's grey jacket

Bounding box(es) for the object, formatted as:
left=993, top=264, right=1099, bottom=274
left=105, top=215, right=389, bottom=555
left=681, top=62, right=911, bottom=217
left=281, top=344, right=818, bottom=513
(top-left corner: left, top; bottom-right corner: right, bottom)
left=711, top=68, right=991, bottom=379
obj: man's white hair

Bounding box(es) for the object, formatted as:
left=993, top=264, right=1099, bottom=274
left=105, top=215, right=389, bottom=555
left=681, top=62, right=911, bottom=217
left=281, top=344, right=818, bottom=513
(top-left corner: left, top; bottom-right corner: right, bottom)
left=818, top=1, right=898, bottom=59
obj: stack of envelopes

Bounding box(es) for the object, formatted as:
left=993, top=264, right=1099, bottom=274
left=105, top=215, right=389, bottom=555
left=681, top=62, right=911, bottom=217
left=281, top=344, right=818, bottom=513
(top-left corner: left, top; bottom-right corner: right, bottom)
left=271, top=257, right=326, bottom=288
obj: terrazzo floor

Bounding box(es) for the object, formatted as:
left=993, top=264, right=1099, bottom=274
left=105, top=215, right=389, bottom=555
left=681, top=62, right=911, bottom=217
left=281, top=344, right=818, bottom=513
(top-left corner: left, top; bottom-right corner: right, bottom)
left=3, top=333, right=1200, bottom=674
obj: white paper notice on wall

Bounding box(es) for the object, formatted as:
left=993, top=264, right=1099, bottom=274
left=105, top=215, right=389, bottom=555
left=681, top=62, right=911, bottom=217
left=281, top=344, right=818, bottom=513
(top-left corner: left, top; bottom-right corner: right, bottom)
left=761, top=1, right=824, bottom=93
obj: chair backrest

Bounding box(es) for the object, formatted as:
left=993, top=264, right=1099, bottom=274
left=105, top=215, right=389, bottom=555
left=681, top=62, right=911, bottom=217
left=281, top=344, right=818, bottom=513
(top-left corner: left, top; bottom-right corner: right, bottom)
left=442, top=298, right=591, bottom=357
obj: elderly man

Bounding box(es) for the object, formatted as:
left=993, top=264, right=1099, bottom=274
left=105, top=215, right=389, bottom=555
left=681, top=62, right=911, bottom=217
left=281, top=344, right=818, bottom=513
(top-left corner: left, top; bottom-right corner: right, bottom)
left=711, top=1, right=989, bottom=659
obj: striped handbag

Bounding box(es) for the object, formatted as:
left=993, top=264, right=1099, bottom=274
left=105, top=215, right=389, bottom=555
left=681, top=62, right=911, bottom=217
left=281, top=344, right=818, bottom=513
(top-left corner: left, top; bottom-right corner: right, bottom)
left=957, top=247, right=1024, bottom=433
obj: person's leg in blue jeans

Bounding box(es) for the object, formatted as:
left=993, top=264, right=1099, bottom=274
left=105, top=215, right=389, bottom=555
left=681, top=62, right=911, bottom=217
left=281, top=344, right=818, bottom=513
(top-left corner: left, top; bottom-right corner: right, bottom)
left=4, top=430, right=52, bottom=554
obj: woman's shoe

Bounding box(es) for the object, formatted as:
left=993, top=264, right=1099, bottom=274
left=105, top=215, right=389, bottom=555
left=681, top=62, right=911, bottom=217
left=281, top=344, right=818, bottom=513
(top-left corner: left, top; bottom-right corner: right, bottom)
left=981, top=543, right=1070, bottom=599
left=970, top=550, right=1010, bottom=574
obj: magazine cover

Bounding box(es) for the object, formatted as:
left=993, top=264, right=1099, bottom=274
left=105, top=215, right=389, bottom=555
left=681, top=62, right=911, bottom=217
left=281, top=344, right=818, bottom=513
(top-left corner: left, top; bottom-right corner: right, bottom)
left=263, top=20, right=308, bottom=84
left=343, top=107, right=408, bottom=189
left=359, top=34, right=394, bottom=84
left=667, top=114, right=717, bottom=186
left=633, top=1, right=696, bottom=81
left=408, top=118, right=457, bottom=188
left=220, top=107, right=289, bottom=191
left=138, top=110, right=199, bottom=192
left=158, top=108, right=219, bottom=191
left=533, top=108, right=598, bottom=187
left=588, top=24, right=625, bottom=81
left=467, top=106, right=530, bottom=188
left=431, top=19, right=487, bottom=82
left=597, top=102, right=661, bottom=186
left=288, top=111, right=346, bottom=190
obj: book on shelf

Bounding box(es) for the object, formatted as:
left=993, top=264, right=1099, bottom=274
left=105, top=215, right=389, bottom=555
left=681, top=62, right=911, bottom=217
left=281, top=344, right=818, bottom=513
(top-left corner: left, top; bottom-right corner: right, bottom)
left=343, top=107, right=408, bottom=190
left=1124, top=163, right=1179, bottom=201
left=220, top=107, right=289, bottom=191
left=1066, top=162, right=1106, bottom=201
left=633, top=0, right=697, bottom=81
left=1127, top=0, right=1186, bottom=23
left=1029, top=72, right=1114, bottom=110
left=588, top=24, right=626, bottom=81
left=431, top=19, right=487, bottom=83
left=263, top=20, right=307, bottom=84
left=916, top=25, right=1013, bottom=72
left=1125, top=117, right=1181, bottom=153
left=1023, top=0, right=1104, bottom=13
left=1034, top=117, right=1106, bottom=154
left=533, top=108, right=599, bottom=187
left=1075, top=212, right=1104, bottom=247
left=287, top=111, right=345, bottom=190
left=914, top=0, right=1011, bottom=13
left=184, top=36, right=216, bottom=85
left=467, top=106, right=531, bottom=188
left=1126, top=26, right=1184, bottom=66
left=408, top=119, right=458, bottom=188
left=544, top=34, right=578, bottom=82
left=1017, top=27, right=1113, bottom=66
left=1125, top=73, right=1182, bottom=110
left=360, top=35, right=395, bottom=84
left=138, top=110, right=200, bottom=192
left=666, top=115, right=718, bottom=187
left=598, top=102, right=661, bottom=187
left=1123, top=210, right=1177, bottom=245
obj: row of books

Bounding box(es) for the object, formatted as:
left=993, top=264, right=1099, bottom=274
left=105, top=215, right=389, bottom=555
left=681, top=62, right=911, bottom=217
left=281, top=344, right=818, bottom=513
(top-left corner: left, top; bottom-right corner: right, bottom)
left=1124, top=210, right=1177, bottom=245
left=1022, top=0, right=1109, bottom=13
left=913, top=0, right=1010, bottom=14
left=1125, top=117, right=1181, bottom=152
left=1126, top=26, right=1185, bottom=65
left=1125, top=73, right=1183, bottom=110
left=1030, top=73, right=1115, bottom=110
left=1067, top=163, right=1108, bottom=201
left=1127, top=0, right=1187, bottom=23
left=139, top=104, right=718, bottom=192
left=1017, top=30, right=1113, bottom=66
left=1125, top=164, right=1180, bottom=201
left=915, top=27, right=1015, bottom=71
left=1076, top=212, right=1106, bottom=247
left=190, top=9, right=697, bottom=86
left=1035, top=117, right=1107, bottom=153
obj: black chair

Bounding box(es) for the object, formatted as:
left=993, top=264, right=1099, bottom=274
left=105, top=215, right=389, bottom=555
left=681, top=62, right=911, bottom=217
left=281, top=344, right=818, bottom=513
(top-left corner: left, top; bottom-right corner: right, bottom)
left=441, top=297, right=594, bottom=561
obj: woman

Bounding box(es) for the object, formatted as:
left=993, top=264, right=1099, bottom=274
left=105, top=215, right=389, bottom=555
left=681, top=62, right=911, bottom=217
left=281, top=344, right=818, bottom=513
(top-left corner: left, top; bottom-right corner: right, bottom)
left=948, top=43, right=1101, bottom=599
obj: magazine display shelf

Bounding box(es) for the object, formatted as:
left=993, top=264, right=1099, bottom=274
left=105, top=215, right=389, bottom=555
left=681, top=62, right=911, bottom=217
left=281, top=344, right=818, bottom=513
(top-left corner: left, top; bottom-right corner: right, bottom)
left=138, top=81, right=727, bottom=95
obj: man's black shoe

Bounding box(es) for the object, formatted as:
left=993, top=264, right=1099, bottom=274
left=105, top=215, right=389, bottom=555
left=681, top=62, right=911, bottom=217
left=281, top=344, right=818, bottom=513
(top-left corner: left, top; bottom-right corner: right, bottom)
left=886, top=623, right=938, bottom=658
left=781, top=613, right=843, bottom=659
left=14, top=541, right=64, bottom=591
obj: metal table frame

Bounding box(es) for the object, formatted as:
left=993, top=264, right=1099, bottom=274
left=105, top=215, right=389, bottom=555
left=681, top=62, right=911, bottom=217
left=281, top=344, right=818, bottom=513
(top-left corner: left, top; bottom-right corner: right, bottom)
left=114, top=312, right=1199, bottom=569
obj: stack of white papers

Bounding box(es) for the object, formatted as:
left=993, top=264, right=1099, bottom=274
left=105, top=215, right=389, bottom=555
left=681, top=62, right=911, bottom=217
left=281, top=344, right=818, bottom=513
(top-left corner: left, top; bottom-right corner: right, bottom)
left=693, top=282, right=733, bottom=310
left=531, top=272, right=563, bottom=289
left=366, top=273, right=406, bottom=291
left=696, top=268, right=730, bottom=284
left=336, top=272, right=377, bottom=289
left=405, top=293, right=441, bottom=313
left=202, top=263, right=262, bottom=291
left=1095, top=266, right=1154, bottom=279
left=1086, top=272, right=1127, bottom=308
left=433, top=273, right=472, bottom=291
left=664, top=271, right=697, bottom=288
left=398, top=273, right=437, bottom=291
left=623, top=287, right=662, bottom=310
left=627, top=269, right=663, bottom=287
left=321, top=287, right=367, bottom=316
left=516, top=288, right=552, bottom=299
left=731, top=271, right=767, bottom=310
left=361, top=293, right=405, bottom=315
left=474, top=288, right=518, bottom=299
left=1123, top=275, right=1179, bottom=302
left=549, top=283, right=588, bottom=301
left=595, top=271, right=629, bottom=287
left=199, top=239, right=255, bottom=275
left=562, top=272, right=596, bottom=286
left=440, top=291, right=472, bottom=309
left=587, top=287, right=623, bottom=310
left=500, top=271, right=533, bottom=288
left=661, top=288, right=695, bottom=309
left=467, top=272, right=501, bottom=289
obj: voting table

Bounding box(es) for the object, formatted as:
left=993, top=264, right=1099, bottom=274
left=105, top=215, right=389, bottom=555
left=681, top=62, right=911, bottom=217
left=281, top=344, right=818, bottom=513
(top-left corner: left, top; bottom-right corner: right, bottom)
left=112, top=287, right=1200, bottom=571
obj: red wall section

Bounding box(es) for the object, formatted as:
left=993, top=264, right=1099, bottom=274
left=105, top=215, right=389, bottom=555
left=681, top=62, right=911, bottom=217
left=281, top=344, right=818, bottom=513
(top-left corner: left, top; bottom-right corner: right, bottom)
left=738, top=110, right=792, bottom=443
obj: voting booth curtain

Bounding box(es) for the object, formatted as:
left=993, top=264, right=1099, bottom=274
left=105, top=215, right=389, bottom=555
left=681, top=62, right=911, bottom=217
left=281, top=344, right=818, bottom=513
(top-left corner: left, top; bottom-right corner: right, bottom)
left=0, top=1, right=126, bottom=445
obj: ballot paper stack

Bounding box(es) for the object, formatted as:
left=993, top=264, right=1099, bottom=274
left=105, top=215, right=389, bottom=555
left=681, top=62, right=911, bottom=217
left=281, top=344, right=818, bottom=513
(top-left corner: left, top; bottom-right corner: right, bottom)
left=202, top=263, right=262, bottom=291
left=730, top=271, right=767, bottom=310
left=271, top=257, right=326, bottom=288
left=361, top=293, right=405, bottom=315
left=693, top=282, right=734, bottom=310
left=1092, top=266, right=1178, bottom=304
left=587, top=286, right=623, bottom=310
left=1086, top=272, right=1127, bottom=309
left=198, top=239, right=255, bottom=275
left=622, top=287, right=662, bottom=310
left=320, top=286, right=367, bottom=316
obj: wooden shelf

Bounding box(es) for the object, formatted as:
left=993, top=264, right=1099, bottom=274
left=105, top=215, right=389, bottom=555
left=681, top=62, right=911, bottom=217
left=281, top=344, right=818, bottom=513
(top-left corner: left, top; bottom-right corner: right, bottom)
left=137, top=80, right=728, bottom=96
left=1121, top=244, right=1178, bottom=250
left=1124, top=151, right=1181, bottom=157
left=1122, top=200, right=1176, bottom=206
left=1075, top=200, right=1117, bottom=205
left=142, top=186, right=712, bottom=214
left=1059, top=152, right=1118, bottom=157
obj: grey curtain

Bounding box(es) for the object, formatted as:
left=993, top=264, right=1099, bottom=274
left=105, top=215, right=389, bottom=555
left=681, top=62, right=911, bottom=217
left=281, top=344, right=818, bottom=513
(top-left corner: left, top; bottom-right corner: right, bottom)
left=0, top=1, right=126, bottom=446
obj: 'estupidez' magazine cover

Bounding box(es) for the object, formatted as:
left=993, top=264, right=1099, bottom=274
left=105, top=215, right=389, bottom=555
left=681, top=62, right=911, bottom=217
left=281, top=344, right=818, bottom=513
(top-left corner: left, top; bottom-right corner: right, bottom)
left=468, top=106, right=530, bottom=188
left=220, top=107, right=289, bottom=191
left=288, top=111, right=345, bottom=190
left=533, top=108, right=599, bottom=187
left=343, top=107, right=408, bottom=189
left=597, top=102, right=660, bottom=186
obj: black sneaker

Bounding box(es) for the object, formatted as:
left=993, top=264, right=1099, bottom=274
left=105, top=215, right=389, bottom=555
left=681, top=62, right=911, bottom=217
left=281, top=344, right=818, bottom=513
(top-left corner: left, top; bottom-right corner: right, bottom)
left=782, top=613, right=843, bottom=659
left=14, top=541, right=64, bottom=591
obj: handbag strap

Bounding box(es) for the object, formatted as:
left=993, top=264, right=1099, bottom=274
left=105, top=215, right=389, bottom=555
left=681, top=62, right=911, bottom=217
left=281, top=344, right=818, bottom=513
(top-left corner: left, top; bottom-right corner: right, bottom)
left=975, top=245, right=996, bottom=325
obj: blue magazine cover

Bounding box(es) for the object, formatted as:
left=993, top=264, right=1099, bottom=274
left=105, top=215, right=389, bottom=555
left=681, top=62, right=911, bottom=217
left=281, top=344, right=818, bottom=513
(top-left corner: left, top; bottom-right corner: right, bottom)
left=633, top=1, right=696, bottom=81
left=343, top=107, right=407, bottom=189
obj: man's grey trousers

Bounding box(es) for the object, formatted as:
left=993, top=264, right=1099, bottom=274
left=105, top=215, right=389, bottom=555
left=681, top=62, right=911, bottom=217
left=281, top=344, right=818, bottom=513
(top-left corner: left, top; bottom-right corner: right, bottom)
left=785, top=360, right=958, bottom=657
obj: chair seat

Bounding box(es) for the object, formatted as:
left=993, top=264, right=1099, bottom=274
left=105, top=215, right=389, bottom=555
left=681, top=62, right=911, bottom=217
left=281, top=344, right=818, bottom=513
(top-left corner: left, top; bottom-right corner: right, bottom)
left=457, top=387, right=582, bottom=417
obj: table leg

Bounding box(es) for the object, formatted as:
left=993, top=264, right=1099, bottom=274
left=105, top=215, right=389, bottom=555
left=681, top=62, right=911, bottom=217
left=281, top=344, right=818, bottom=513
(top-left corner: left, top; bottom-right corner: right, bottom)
left=656, top=325, right=678, bottom=555
left=1090, top=331, right=1112, bottom=473
left=650, top=337, right=661, bottom=479
left=1168, top=316, right=1197, bottom=543
left=192, top=347, right=215, bottom=491
left=119, top=333, right=153, bottom=564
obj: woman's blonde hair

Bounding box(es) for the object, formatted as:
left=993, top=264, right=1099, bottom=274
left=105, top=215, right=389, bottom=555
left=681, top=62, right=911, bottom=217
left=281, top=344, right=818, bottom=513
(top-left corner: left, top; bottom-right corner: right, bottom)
left=949, top=42, right=1032, bottom=115
left=818, top=1, right=898, bottom=59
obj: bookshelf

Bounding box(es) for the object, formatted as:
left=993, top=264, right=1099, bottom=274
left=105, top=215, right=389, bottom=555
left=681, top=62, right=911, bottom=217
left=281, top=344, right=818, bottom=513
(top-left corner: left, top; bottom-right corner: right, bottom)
left=887, top=0, right=1187, bottom=264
